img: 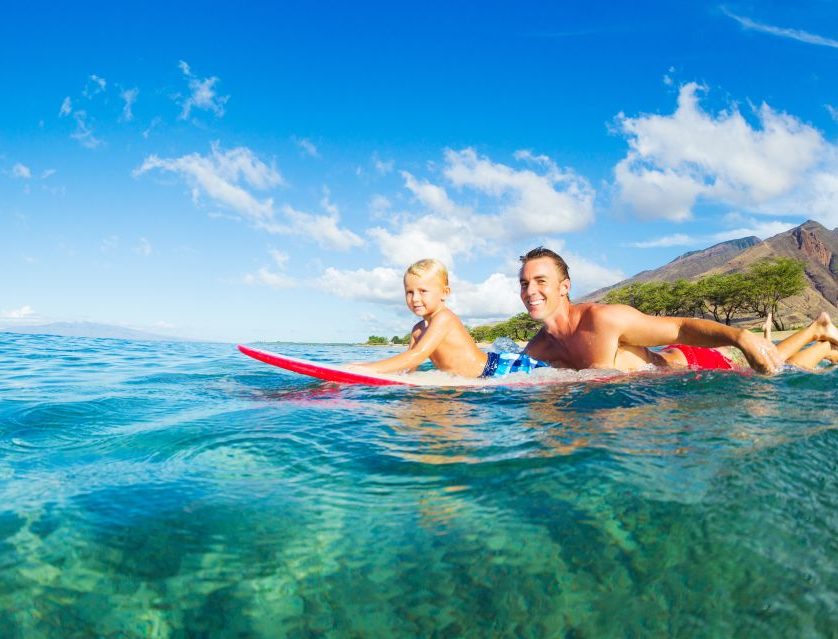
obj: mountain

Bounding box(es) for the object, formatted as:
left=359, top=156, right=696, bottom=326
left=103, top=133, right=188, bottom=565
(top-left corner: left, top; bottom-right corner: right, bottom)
left=0, top=321, right=187, bottom=342
left=584, top=220, right=838, bottom=325
left=583, top=235, right=762, bottom=300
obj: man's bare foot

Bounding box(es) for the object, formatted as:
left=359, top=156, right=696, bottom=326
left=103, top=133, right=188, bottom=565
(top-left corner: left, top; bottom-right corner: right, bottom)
left=814, top=312, right=838, bottom=347
left=763, top=313, right=773, bottom=341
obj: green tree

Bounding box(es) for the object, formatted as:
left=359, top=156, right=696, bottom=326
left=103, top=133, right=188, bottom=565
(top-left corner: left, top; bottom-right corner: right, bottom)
left=469, top=313, right=541, bottom=343
left=367, top=335, right=389, bottom=345
left=743, top=257, right=806, bottom=330
left=696, top=273, right=750, bottom=325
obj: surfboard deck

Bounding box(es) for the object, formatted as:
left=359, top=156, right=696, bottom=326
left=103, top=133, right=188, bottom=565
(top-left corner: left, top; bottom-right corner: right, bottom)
left=238, top=344, right=617, bottom=387
left=238, top=345, right=418, bottom=386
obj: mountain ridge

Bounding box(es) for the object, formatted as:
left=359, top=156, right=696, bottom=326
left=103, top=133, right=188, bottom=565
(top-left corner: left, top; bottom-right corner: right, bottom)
left=583, top=220, right=838, bottom=325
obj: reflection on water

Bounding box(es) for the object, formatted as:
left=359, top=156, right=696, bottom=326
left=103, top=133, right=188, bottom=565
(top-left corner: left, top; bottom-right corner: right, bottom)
left=1, top=333, right=837, bottom=637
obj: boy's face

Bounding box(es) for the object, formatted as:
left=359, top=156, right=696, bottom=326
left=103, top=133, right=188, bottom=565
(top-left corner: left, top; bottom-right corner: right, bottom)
left=404, top=272, right=449, bottom=318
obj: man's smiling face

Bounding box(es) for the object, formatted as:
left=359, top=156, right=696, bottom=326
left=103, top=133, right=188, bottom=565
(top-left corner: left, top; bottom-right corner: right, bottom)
left=519, top=257, right=570, bottom=321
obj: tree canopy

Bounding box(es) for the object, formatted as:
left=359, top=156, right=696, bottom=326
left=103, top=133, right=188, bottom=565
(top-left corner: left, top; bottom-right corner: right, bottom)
left=600, top=257, right=806, bottom=328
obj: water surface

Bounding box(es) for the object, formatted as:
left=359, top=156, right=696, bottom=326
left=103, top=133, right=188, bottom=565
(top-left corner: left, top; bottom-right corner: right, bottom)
left=1, top=332, right=836, bottom=637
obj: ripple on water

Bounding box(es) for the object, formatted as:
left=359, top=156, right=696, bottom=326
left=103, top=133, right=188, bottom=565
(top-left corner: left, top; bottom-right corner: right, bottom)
left=2, top=333, right=838, bottom=637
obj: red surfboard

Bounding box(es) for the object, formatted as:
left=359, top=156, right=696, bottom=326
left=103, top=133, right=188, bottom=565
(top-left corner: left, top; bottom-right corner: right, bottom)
left=238, top=345, right=416, bottom=386
left=238, top=344, right=618, bottom=387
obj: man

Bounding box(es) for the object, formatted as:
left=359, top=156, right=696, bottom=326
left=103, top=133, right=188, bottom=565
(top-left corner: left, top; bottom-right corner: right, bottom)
left=519, top=247, right=783, bottom=373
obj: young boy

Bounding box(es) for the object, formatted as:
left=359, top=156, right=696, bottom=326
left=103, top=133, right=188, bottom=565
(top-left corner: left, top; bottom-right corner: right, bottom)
left=352, top=259, right=548, bottom=378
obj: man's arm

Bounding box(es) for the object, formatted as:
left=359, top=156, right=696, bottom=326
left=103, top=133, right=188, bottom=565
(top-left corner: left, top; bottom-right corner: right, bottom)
left=598, top=304, right=782, bottom=373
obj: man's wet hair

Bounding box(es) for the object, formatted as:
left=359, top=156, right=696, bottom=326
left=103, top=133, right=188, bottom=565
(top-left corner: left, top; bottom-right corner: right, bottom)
left=519, top=247, right=569, bottom=280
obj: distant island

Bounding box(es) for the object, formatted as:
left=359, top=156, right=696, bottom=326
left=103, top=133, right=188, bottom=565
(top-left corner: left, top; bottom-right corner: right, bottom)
left=0, top=321, right=189, bottom=342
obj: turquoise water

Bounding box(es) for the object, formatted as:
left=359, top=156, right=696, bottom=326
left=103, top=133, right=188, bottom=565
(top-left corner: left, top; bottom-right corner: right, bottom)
left=1, top=332, right=836, bottom=638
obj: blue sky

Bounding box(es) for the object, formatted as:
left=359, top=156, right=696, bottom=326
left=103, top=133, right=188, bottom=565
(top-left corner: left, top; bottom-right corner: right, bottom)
left=3, top=1, right=838, bottom=342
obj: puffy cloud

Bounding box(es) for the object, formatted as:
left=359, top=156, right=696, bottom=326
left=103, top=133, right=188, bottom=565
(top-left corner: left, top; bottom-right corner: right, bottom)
left=562, top=252, right=625, bottom=296
left=448, top=273, right=521, bottom=319
left=59, top=97, right=72, bottom=117
left=244, top=249, right=294, bottom=288
left=178, top=60, right=229, bottom=119
left=134, top=142, right=281, bottom=225
left=615, top=83, right=826, bottom=221
left=12, top=163, right=31, bottom=179
left=244, top=267, right=294, bottom=288
left=1, top=305, right=36, bottom=320
left=444, top=148, right=595, bottom=234
left=120, top=87, right=138, bottom=122
left=367, top=149, right=595, bottom=268
left=280, top=204, right=363, bottom=251
left=401, top=171, right=466, bottom=217
left=369, top=216, right=481, bottom=266
left=316, top=266, right=403, bottom=303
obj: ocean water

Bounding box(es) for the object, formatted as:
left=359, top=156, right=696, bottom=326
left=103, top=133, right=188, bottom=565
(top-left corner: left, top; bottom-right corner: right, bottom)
left=1, top=331, right=836, bottom=638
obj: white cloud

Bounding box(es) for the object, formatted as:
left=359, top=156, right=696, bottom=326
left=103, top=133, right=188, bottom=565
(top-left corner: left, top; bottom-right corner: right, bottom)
left=562, top=252, right=625, bottom=296
left=243, top=249, right=294, bottom=288
left=1, top=305, right=36, bottom=320
left=41, top=169, right=56, bottom=179
left=723, top=9, right=838, bottom=49
left=12, top=163, right=31, bottom=179
left=134, top=142, right=282, bottom=226
left=369, top=216, right=480, bottom=266
left=448, top=272, right=522, bottom=320
left=627, top=233, right=694, bottom=248
left=142, top=116, right=161, bottom=139
left=59, top=97, right=72, bottom=117
left=135, top=237, right=152, bottom=256
left=369, top=194, right=392, bottom=219
left=372, top=153, right=394, bottom=174
left=444, top=148, right=595, bottom=234
left=295, top=138, right=319, bottom=158
left=178, top=60, right=229, bottom=119
left=316, top=266, right=403, bottom=303
left=280, top=204, right=363, bottom=251
left=70, top=111, right=103, bottom=149
left=401, top=170, right=466, bottom=218
left=244, top=267, right=294, bottom=288
left=627, top=217, right=799, bottom=250
left=83, top=74, right=107, bottom=97
left=615, top=83, right=826, bottom=221
left=120, top=87, right=139, bottom=122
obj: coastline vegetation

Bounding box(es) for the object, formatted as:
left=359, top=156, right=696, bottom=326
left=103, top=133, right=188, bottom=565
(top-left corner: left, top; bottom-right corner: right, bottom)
left=601, top=257, right=805, bottom=330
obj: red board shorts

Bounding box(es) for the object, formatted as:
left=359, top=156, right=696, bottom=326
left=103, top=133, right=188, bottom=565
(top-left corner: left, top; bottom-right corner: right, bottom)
left=665, top=344, right=735, bottom=370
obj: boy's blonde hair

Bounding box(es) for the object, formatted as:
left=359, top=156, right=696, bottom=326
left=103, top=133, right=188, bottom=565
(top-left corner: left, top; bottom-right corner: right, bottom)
left=405, top=258, right=449, bottom=286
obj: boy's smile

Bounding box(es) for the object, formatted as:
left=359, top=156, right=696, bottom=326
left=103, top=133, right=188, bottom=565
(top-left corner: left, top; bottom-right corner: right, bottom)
left=404, top=272, right=449, bottom=319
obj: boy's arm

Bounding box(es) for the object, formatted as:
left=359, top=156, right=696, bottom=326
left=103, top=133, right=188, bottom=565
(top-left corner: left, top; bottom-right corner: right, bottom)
left=599, top=304, right=782, bottom=373
left=353, top=313, right=454, bottom=374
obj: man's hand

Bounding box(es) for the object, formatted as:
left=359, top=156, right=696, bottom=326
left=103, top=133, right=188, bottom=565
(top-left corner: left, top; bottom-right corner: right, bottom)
left=737, top=330, right=783, bottom=374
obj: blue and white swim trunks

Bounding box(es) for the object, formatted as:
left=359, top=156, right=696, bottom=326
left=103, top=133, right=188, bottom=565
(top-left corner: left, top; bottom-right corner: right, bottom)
left=481, top=351, right=550, bottom=378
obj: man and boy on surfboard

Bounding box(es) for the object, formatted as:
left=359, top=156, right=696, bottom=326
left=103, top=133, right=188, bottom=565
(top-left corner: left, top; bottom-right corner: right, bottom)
left=352, top=247, right=838, bottom=379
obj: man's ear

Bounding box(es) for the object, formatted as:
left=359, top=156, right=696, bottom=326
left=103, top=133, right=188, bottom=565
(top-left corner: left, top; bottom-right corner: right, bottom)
left=559, top=278, right=570, bottom=297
